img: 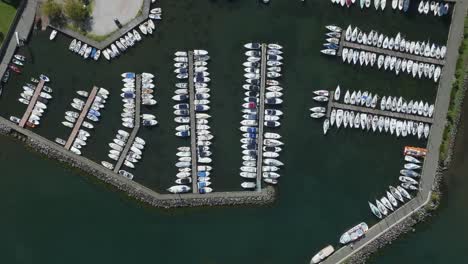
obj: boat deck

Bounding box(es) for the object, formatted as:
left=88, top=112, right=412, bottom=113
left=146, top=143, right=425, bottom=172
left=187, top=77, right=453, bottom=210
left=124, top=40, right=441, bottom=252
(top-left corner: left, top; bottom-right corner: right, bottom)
left=64, top=86, right=98, bottom=150
left=19, top=79, right=45, bottom=128
left=113, top=75, right=141, bottom=173
left=337, top=32, right=445, bottom=66
left=188, top=51, right=199, bottom=194
left=325, top=91, right=434, bottom=124
left=255, top=44, right=267, bottom=191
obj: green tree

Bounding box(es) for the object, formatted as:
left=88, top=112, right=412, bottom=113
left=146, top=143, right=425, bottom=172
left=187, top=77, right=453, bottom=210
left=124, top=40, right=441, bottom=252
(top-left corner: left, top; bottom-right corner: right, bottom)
left=63, top=0, right=88, bottom=23
left=42, top=0, right=62, bottom=20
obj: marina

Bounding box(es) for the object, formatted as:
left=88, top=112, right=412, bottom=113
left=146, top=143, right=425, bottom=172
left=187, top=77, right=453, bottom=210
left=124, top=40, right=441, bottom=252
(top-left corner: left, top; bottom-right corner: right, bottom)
left=255, top=44, right=267, bottom=191
left=240, top=42, right=285, bottom=190
left=18, top=79, right=45, bottom=128
left=338, top=37, right=445, bottom=66
left=188, top=51, right=198, bottom=193
left=113, top=75, right=142, bottom=173
left=64, top=86, right=98, bottom=150
left=325, top=91, right=434, bottom=123
left=0, top=0, right=464, bottom=263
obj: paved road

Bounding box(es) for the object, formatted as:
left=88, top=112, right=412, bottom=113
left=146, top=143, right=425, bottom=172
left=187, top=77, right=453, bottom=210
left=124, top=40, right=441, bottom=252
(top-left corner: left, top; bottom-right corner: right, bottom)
left=321, top=0, right=468, bottom=263
left=0, top=0, right=37, bottom=84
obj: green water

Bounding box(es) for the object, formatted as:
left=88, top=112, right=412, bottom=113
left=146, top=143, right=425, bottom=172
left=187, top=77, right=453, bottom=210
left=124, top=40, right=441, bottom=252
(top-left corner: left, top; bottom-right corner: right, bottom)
left=0, top=0, right=458, bottom=263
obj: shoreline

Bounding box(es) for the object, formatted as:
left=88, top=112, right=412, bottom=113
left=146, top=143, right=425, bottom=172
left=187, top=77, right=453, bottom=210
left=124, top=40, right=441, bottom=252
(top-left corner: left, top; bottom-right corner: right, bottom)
left=321, top=1, right=468, bottom=263
left=0, top=119, right=276, bottom=209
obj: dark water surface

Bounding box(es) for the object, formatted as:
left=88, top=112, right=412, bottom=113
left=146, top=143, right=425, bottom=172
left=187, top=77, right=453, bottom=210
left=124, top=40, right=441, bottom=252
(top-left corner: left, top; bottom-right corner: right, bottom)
left=0, top=0, right=458, bottom=263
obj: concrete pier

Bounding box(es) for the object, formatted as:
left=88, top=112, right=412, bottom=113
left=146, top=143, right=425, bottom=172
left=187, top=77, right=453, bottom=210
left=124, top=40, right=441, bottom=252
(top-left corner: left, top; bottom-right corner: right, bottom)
left=64, top=86, right=98, bottom=150
left=188, top=51, right=198, bottom=194
left=337, top=31, right=445, bottom=66
left=114, top=75, right=141, bottom=173
left=19, top=79, right=45, bottom=128
left=325, top=91, right=434, bottom=124
left=255, top=44, right=267, bottom=191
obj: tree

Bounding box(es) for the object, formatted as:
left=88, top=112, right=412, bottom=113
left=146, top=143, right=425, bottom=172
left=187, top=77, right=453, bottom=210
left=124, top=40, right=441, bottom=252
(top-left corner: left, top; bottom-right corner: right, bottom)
left=63, top=0, right=88, bottom=23
left=42, top=0, right=62, bottom=20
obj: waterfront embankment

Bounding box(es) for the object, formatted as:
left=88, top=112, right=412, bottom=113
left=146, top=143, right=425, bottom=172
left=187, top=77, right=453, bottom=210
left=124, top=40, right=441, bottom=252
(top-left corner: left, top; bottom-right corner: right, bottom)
left=0, top=117, right=275, bottom=208
left=321, top=1, right=468, bottom=263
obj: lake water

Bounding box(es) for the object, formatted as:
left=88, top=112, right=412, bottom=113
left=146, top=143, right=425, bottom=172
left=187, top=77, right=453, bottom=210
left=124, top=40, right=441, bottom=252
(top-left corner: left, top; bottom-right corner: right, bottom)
left=0, top=0, right=457, bottom=263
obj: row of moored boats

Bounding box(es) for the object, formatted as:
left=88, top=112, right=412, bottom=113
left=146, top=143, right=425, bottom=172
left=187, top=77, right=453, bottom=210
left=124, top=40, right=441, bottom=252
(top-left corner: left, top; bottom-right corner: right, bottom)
left=331, top=0, right=410, bottom=12
left=57, top=87, right=109, bottom=155
left=322, top=25, right=444, bottom=82
left=313, top=87, right=432, bottom=139
left=417, top=1, right=450, bottom=16
left=344, top=25, right=447, bottom=60
left=121, top=72, right=158, bottom=129
left=168, top=50, right=213, bottom=194
left=67, top=7, right=162, bottom=62
left=240, top=42, right=285, bottom=189
left=368, top=146, right=426, bottom=219
left=10, top=74, right=51, bottom=128
left=102, top=129, right=147, bottom=180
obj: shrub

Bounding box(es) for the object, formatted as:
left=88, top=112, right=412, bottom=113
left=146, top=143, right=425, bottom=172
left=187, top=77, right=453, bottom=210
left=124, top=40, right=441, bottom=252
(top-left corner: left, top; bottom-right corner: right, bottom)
left=63, top=0, right=88, bottom=24
left=42, top=0, right=62, bottom=20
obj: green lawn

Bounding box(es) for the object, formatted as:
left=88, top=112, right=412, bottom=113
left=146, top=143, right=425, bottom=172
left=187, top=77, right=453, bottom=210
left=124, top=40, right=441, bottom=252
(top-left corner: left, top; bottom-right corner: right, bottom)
left=0, top=1, right=17, bottom=45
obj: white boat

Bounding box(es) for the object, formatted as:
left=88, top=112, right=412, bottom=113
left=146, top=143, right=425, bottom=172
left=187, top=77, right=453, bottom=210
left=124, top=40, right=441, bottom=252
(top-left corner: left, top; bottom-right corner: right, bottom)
left=49, top=30, right=57, bottom=40
left=323, top=119, right=330, bottom=135
left=241, top=182, right=256, bottom=189
left=311, top=245, right=334, bottom=264
left=167, top=185, right=191, bottom=194
left=339, top=223, right=368, bottom=244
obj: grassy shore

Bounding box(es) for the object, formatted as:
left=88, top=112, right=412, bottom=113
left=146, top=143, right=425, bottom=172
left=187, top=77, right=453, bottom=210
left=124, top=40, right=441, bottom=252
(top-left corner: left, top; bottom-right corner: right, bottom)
left=0, top=1, right=17, bottom=46
left=439, top=16, right=468, bottom=162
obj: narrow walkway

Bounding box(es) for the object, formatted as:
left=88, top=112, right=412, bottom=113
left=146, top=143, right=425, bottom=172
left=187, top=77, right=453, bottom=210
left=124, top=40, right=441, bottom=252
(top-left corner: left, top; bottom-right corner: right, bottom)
left=188, top=51, right=198, bottom=193
left=64, top=86, right=98, bottom=150
left=114, top=75, right=141, bottom=172
left=255, top=44, right=267, bottom=191
left=0, top=0, right=38, bottom=88
left=325, top=91, right=434, bottom=124
left=19, top=79, right=45, bottom=127
left=337, top=31, right=445, bottom=66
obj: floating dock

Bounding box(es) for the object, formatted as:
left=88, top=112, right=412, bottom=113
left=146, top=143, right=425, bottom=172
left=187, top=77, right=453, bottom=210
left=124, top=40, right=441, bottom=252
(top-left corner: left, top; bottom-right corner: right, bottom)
left=255, top=44, right=267, bottom=191
left=19, top=79, right=45, bottom=128
left=337, top=33, right=445, bottom=66
left=113, top=75, right=142, bottom=173
left=188, top=51, right=199, bottom=194
left=64, top=86, right=98, bottom=150
left=325, top=91, right=434, bottom=124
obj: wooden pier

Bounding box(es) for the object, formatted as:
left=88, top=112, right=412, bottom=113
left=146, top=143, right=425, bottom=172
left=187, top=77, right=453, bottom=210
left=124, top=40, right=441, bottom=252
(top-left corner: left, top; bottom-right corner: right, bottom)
left=19, top=79, right=45, bottom=128
left=64, top=86, right=98, bottom=150
left=337, top=32, right=445, bottom=66
left=325, top=91, right=434, bottom=124
left=255, top=44, right=267, bottom=191
left=188, top=51, right=198, bottom=194
left=113, top=75, right=142, bottom=173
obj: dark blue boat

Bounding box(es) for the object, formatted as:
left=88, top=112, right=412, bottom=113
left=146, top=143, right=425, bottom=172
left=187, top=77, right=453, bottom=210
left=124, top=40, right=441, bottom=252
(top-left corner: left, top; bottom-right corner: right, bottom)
left=403, top=0, right=410, bottom=12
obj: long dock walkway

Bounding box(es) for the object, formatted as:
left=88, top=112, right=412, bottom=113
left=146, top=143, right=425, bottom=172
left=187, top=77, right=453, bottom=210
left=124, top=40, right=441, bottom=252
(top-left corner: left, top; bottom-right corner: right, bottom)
left=188, top=51, right=198, bottom=194
left=325, top=91, right=434, bottom=124
left=337, top=31, right=445, bottom=66
left=320, top=1, right=468, bottom=262
left=114, top=75, right=141, bottom=173
left=255, top=44, right=267, bottom=191
left=19, top=79, right=45, bottom=128
left=64, top=86, right=98, bottom=150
